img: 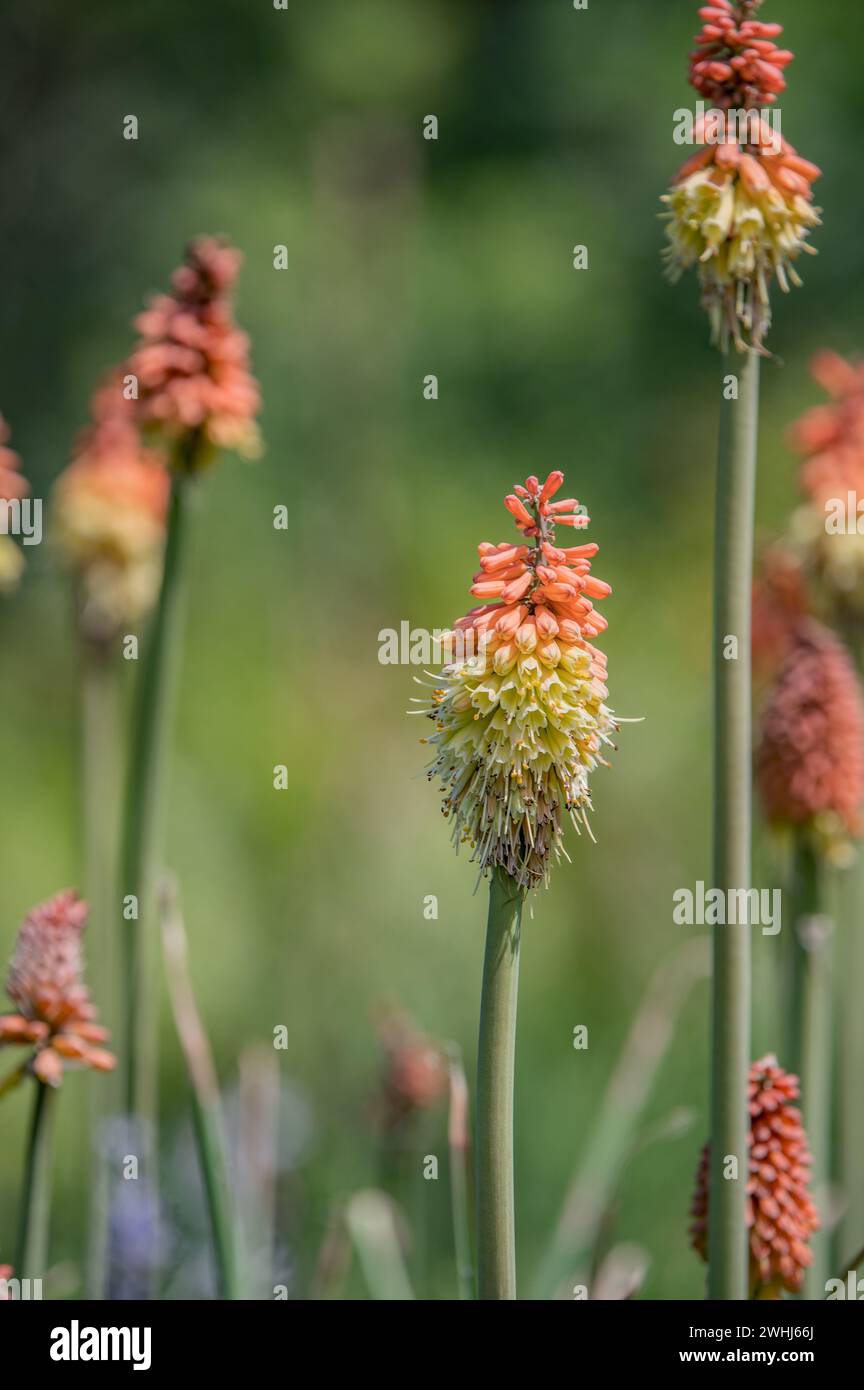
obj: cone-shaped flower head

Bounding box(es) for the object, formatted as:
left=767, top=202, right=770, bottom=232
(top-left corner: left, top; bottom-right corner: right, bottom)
left=52, top=377, right=169, bottom=642
left=788, top=352, right=864, bottom=620
left=755, top=619, right=864, bottom=860
left=662, top=2, right=820, bottom=353
left=127, top=236, right=261, bottom=468
left=0, top=891, right=115, bottom=1086
left=0, top=413, right=30, bottom=594
left=417, top=471, right=616, bottom=891
left=690, top=1054, right=819, bottom=1298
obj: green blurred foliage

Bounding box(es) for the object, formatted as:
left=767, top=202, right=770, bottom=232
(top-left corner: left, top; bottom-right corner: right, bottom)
left=0, top=0, right=862, bottom=1298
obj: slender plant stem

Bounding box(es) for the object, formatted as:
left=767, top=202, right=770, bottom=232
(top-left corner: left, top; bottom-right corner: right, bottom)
left=783, top=836, right=818, bottom=1074
left=839, top=853, right=864, bottom=1264
left=708, top=348, right=759, bottom=1300
left=15, top=1082, right=56, bottom=1281
left=476, top=867, right=523, bottom=1300
left=190, top=1099, right=239, bottom=1300
left=81, top=636, right=121, bottom=1300
left=121, top=468, right=196, bottom=1123
left=447, top=1045, right=474, bottom=1300
left=161, top=876, right=240, bottom=1299
left=786, top=837, right=833, bottom=1298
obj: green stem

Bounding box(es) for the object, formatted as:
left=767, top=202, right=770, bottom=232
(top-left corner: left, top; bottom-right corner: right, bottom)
left=81, top=636, right=121, bottom=1300
left=839, top=844, right=864, bottom=1266
left=190, top=1095, right=239, bottom=1300
left=447, top=1046, right=474, bottom=1300
left=476, top=868, right=523, bottom=1300
left=786, top=838, right=832, bottom=1299
left=783, top=836, right=818, bottom=1074
left=161, top=876, right=240, bottom=1299
left=15, top=1082, right=56, bottom=1281
left=708, top=349, right=759, bottom=1301
left=121, top=470, right=196, bottom=1123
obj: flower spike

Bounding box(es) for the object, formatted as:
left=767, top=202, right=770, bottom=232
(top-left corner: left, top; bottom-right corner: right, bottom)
left=127, top=236, right=261, bottom=468
left=0, top=891, right=115, bottom=1087
left=419, top=472, right=616, bottom=891
left=690, top=1055, right=819, bottom=1298
left=662, top=2, right=821, bottom=353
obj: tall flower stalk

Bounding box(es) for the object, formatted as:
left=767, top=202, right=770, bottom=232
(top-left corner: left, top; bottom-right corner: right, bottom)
left=16, top=1082, right=56, bottom=1281
left=475, top=869, right=523, bottom=1298
left=120, top=467, right=196, bottom=1123
left=663, top=0, right=821, bottom=1299
left=51, top=372, right=169, bottom=1294
left=417, top=470, right=617, bottom=1298
left=118, top=237, right=260, bottom=1130
left=710, top=347, right=759, bottom=1297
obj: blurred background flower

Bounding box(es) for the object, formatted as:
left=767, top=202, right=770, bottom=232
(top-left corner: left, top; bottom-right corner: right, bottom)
left=51, top=377, right=169, bottom=644
left=0, top=414, right=29, bottom=593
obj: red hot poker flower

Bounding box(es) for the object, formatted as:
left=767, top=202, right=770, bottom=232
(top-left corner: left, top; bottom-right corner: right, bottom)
left=0, top=891, right=115, bottom=1087
left=664, top=4, right=821, bottom=353
left=128, top=236, right=261, bottom=468
left=690, top=1055, right=819, bottom=1298
left=755, top=620, right=864, bottom=858
left=418, top=471, right=616, bottom=890
left=52, top=376, right=170, bottom=640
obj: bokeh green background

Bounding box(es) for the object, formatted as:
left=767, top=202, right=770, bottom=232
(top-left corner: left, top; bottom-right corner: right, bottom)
left=1, top=0, right=862, bottom=1298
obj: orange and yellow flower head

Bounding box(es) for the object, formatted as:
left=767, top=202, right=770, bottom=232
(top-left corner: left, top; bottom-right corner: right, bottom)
left=662, top=2, right=820, bottom=353
left=52, top=377, right=169, bottom=641
left=418, top=472, right=616, bottom=891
